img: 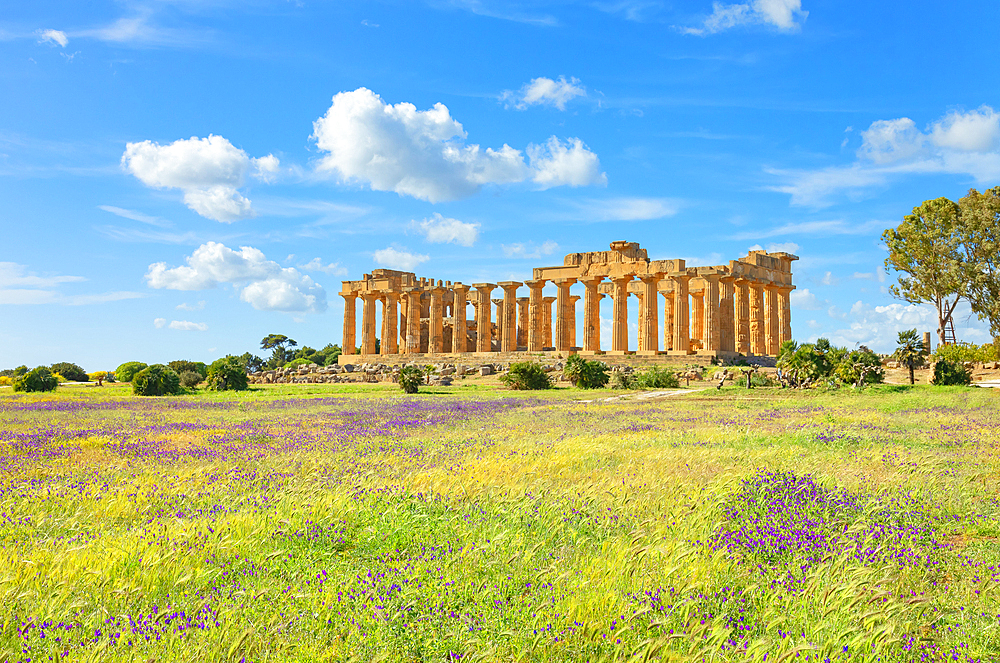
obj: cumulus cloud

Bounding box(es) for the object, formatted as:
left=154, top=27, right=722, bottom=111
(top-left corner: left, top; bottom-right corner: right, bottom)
left=417, top=213, right=480, bottom=247
left=502, top=241, right=559, bottom=259
left=682, top=0, right=807, bottom=35
left=771, top=105, right=1000, bottom=206
left=747, top=241, right=800, bottom=254
left=154, top=317, right=166, bottom=328
left=176, top=300, right=205, bottom=310
left=502, top=76, right=586, bottom=110
left=168, top=320, right=208, bottom=331
left=789, top=288, right=822, bottom=310
left=310, top=88, right=604, bottom=202
left=37, top=29, right=68, bottom=47
left=121, top=135, right=279, bottom=222
left=299, top=258, right=348, bottom=276
left=145, top=242, right=326, bottom=313
left=373, top=247, right=430, bottom=271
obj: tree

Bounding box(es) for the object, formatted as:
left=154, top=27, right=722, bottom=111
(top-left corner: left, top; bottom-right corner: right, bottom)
left=206, top=356, right=249, bottom=391
left=959, top=187, right=1000, bottom=344
left=882, top=198, right=967, bottom=347
left=563, top=354, right=609, bottom=389
left=500, top=362, right=552, bottom=390
left=13, top=367, right=58, bottom=393
left=132, top=365, right=181, bottom=396
left=50, top=362, right=88, bottom=382
left=115, top=361, right=148, bottom=383
left=238, top=352, right=265, bottom=373
left=399, top=365, right=423, bottom=394
left=168, top=360, right=208, bottom=378
left=893, top=329, right=925, bottom=385
left=261, top=334, right=297, bottom=368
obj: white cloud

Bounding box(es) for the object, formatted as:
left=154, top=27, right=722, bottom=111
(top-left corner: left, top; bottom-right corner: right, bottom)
left=145, top=242, right=326, bottom=313
left=310, top=88, right=605, bottom=202
left=502, top=240, right=559, bottom=260
left=528, top=137, right=607, bottom=189
left=168, top=320, right=208, bottom=331
left=682, top=0, right=807, bottom=35
left=789, top=288, right=821, bottom=310
left=853, top=272, right=874, bottom=280
left=748, top=241, right=800, bottom=254
left=121, top=135, right=278, bottom=222
left=98, top=205, right=170, bottom=227
left=732, top=219, right=883, bottom=240
left=154, top=317, right=166, bottom=328
left=418, top=213, right=480, bottom=247
left=37, top=29, right=68, bottom=47
left=823, top=300, right=991, bottom=352
left=564, top=197, right=679, bottom=222
left=820, top=271, right=838, bottom=286
left=771, top=105, right=1000, bottom=206
left=176, top=300, right=205, bottom=311
left=299, top=258, right=348, bottom=276
left=0, top=262, right=85, bottom=289
left=373, top=247, right=429, bottom=271
left=502, top=76, right=586, bottom=111
left=0, top=262, right=144, bottom=306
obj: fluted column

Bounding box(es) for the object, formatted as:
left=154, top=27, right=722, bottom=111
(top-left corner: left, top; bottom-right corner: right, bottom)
left=735, top=279, right=751, bottom=354
left=568, top=295, right=580, bottom=348
left=672, top=274, right=691, bottom=354
left=776, top=286, right=792, bottom=346
left=542, top=297, right=556, bottom=348
left=634, top=291, right=644, bottom=351
left=381, top=292, right=399, bottom=355
left=720, top=276, right=735, bottom=353
left=428, top=285, right=444, bottom=353
left=472, top=284, right=495, bottom=352
left=452, top=284, right=469, bottom=353
left=341, top=292, right=357, bottom=356
left=498, top=282, right=521, bottom=352
left=662, top=289, right=674, bottom=351
left=691, top=291, right=704, bottom=350
left=553, top=278, right=576, bottom=351
left=404, top=288, right=423, bottom=354
left=523, top=280, right=546, bottom=351
left=764, top=285, right=779, bottom=356
left=638, top=274, right=661, bottom=354
left=610, top=276, right=632, bottom=353
left=703, top=274, right=721, bottom=352
left=749, top=281, right=765, bottom=355
left=580, top=277, right=603, bottom=353
left=516, top=298, right=528, bottom=348
left=359, top=292, right=377, bottom=355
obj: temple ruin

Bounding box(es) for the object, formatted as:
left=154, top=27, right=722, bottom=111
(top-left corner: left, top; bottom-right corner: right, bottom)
left=338, top=241, right=796, bottom=362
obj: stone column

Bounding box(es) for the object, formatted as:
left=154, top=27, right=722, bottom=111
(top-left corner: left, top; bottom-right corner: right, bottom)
left=580, top=277, right=603, bottom=353
left=634, top=291, right=644, bottom=352
left=524, top=280, right=546, bottom=351
left=553, top=278, right=577, bottom=352
left=380, top=292, right=399, bottom=355
left=404, top=288, right=423, bottom=354
left=735, top=279, right=751, bottom=354
left=776, top=286, right=792, bottom=346
left=662, top=289, right=674, bottom=351
left=764, top=285, right=779, bottom=356
left=638, top=274, right=661, bottom=354
left=492, top=299, right=504, bottom=350
left=472, top=284, right=495, bottom=352
left=341, top=292, right=357, bottom=356
left=671, top=274, right=691, bottom=354
left=568, top=295, right=580, bottom=348
left=498, top=282, right=522, bottom=352
left=719, top=277, right=736, bottom=353
left=610, top=276, right=632, bottom=353
left=360, top=292, right=377, bottom=355
left=428, top=284, right=444, bottom=353
left=691, top=291, right=704, bottom=349
left=452, top=284, right=469, bottom=353
left=516, top=298, right=528, bottom=348
left=703, top=274, right=721, bottom=352
left=542, top=297, right=556, bottom=348
left=749, top=281, right=765, bottom=355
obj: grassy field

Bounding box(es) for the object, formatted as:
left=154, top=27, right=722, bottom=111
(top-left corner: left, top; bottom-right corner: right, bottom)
left=2, top=382, right=999, bottom=662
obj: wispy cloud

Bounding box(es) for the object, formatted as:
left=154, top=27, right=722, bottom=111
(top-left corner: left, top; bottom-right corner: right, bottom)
left=560, top=196, right=680, bottom=222
left=502, top=241, right=559, bottom=260
left=731, top=219, right=883, bottom=240
left=680, top=0, right=808, bottom=36
left=98, top=205, right=171, bottom=227
left=435, top=0, right=560, bottom=26
left=0, top=262, right=143, bottom=306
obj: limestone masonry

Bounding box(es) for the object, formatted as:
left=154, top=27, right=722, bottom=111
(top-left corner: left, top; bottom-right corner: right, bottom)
left=338, top=241, right=796, bottom=363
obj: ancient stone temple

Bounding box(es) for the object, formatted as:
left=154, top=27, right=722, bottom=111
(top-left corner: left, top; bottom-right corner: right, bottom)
left=339, top=241, right=796, bottom=361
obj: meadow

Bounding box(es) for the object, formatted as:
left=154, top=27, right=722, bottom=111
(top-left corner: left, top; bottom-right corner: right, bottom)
left=2, top=382, right=999, bottom=662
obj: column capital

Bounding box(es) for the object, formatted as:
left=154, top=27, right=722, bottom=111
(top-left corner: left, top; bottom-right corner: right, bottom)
left=578, top=276, right=604, bottom=286
left=340, top=290, right=358, bottom=299
left=497, top=280, right=523, bottom=290
left=638, top=272, right=664, bottom=284
left=452, top=282, right=471, bottom=293
left=553, top=277, right=577, bottom=286
left=472, top=282, right=496, bottom=292
left=669, top=271, right=692, bottom=282
left=523, top=279, right=547, bottom=289
left=610, top=274, right=634, bottom=284
left=569, top=294, right=581, bottom=302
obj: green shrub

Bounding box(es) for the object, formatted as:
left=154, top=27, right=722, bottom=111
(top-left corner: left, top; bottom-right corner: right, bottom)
left=564, top=355, right=609, bottom=389
left=835, top=348, right=885, bottom=386
left=206, top=357, right=249, bottom=392
left=52, top=373, right=67, bottom=384
left=132, top=365, right=181, bottom=396
left=13, top=367, right=58, bottom=393
left=115, top=361, right=148, bottom=383
left=88, top=371, right=115, bottom=385
left=609, top=371, right=634, bottom=390
left=933, top=341, right=997, bottom=365
left=179, top=371, right=203, bottom=388
left=750, top=372, right=776, bottom=387
left=168, top=360, right=208, bottom=378
left=50, top=362, right=88, bottom=382
left=399, top=365, right=423, bottom=394
left=500, top=362, right=552, bottom=390
left=285, top=357, right=314, bottom=368
left=0, top=376, right=11, bottom=386
left=931, top=359, right=972, bottom=386
left=631, top=366, right=680, bottom=389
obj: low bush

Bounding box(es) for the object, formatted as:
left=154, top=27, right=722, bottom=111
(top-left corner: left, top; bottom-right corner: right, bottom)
left=168, top=360, right=208, bottom=379
left=564, top=355, right=609, bottom=389
left=13, top=367, right=58, bottom=393
left=0, top=376, right=11, bottom=386
left=835, top=348, right=885, bottom=387
left=285, top=357, right=315, bottom=368
left=631, top=366, right=680, bottom=389
left=132, top=365, right=181, bottom=396
left=932, top=359, right=972, bottom=386
left=399, top=365, right=423, bottom=394
left=500, top=362, right=552, bottom=390
left=206, top=357, right=249, bottom=392
left=50, top=362, right=88, bottom=382
left=88, top=371, right=115, bottom=385
left=115, top=361, right=148, bottom=383
left=609, top=371, right=634, bottom=390
left=179, top=371, right=203, bottom=388
left=52, top=373, right=67, bottom=384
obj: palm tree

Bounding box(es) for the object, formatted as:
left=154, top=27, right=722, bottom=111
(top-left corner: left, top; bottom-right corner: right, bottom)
left=894, top=329, right=925, bottom=385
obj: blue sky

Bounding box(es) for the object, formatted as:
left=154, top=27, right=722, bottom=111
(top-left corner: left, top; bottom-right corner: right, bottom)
left=2, top=0, right=999, bottom=370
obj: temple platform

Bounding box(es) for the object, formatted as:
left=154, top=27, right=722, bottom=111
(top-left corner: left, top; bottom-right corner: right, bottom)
left=337, top=349, right=770, bottom=367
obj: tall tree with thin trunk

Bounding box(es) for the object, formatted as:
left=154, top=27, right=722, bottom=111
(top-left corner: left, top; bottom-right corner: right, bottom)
left=959, top=187, right=1000, bottom=348
left=882, top=198, right=966, bottom=347
left=893, top=329, right=925, bottom=385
